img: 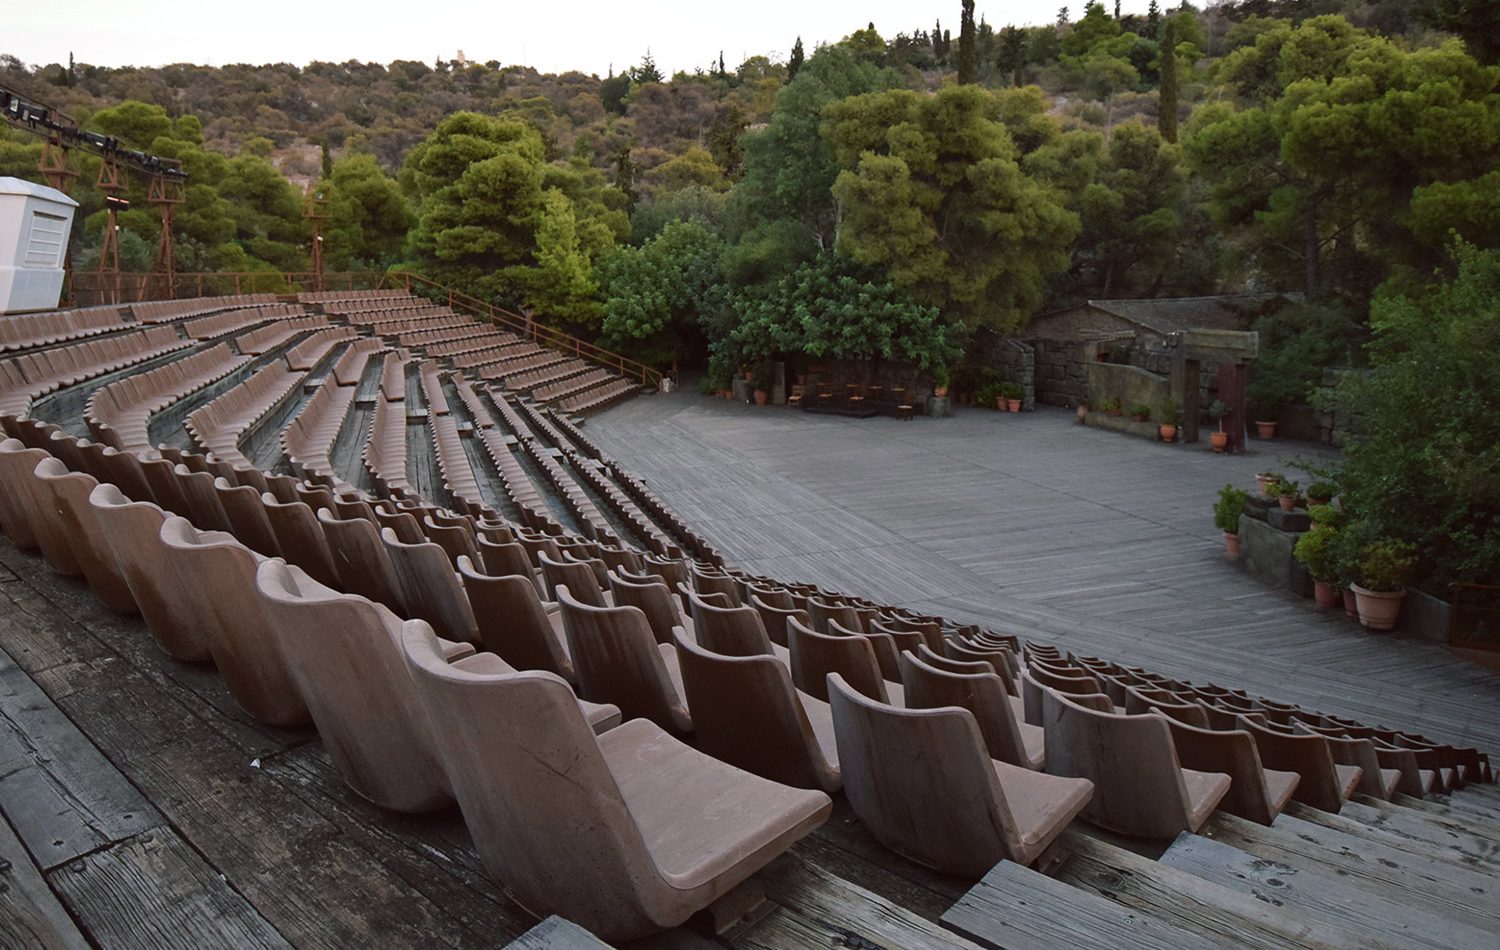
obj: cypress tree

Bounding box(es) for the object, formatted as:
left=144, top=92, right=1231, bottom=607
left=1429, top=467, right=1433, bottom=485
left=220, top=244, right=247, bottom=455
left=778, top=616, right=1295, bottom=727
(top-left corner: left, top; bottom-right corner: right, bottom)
left=1147, top=0, right=1162, bottom=38
left=320, top=141, right=333, bottom=179
left=958, top=0, right=977, bottom=84
left=1158, top=19, right=1178, bottom=143
left=788, top=37, right=804, bottom=81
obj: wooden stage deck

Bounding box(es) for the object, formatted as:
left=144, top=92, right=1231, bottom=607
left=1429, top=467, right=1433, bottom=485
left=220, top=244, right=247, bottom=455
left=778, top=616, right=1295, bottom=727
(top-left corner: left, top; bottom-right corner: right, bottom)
left=585, top=393, right=1500, bottom=755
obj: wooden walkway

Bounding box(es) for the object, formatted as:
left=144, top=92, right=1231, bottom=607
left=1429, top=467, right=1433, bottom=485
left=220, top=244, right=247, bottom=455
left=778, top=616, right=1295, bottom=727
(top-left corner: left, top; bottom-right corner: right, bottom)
left=587, top=393, right=1500, bottom=754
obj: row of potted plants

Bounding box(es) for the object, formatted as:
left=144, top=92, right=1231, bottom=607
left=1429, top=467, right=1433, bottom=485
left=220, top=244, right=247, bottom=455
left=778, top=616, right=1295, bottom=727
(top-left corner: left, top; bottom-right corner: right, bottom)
left=1214, top=481, right=1414, bottom=631
left=1082, top=396, right=1182, bottom=442
left=975, top=380, right=1025, bottom=411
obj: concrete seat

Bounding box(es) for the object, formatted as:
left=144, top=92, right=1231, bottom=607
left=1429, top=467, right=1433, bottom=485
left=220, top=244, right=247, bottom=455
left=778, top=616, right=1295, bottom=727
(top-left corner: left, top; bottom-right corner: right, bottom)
left=381, top=528, right=479, bottom=645
left=399, top=628, right=830, bottom=941
left=0, top=438, right=48, bottom=550
left=672, top=626, right=840, bottom=794
left=1124, top=685, right=1213, bottom=728
left=260, top=494, right=340, bottom=589
left=828, top=618, right=900, bottom=681
left=31, top=458, right=136, bottom=613
left=786, top=615, right=904, bottom=705
left=557, top=585, right=691, bottom=736
left=900, top=649, right=1044, bottom=771
left=1154, top=714, right=1300, bottom=825
left=421, top=515, right=482, bottom=567
left=1041, top=685, right=1231, bottom=838
left=158, top=516, right=310, bottom=727
left=88, top=484, right=213, bottom=661
left=457, top=556, right=575, bottom=683
left=541, top=550, right=611, bottom=607
left=611, top=571, right=691, bottom=646
left=828, top=674, right=1092, bottom=875
left=690, top=567, right=740, bottom=607
left=318, top=508, right=406, bottom=612
left=1292, top=722, right=1402, bottom=801
left=213, top=477, right=281, bottom=557
left=1237, top=715, right=1362, bottom=812
left=686, top=588, right=785, bottom=659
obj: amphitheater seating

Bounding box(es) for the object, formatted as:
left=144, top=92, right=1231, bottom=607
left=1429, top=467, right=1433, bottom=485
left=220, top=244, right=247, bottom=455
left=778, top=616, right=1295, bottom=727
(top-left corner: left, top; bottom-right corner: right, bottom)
left=186, top=359, right=301, bottom=467
left=0, top=325, right=190, bottom=417
left=86, top=342, right=250, bottom=453
left=0, top=305, right=127, bottom=351
left=182, top=303, right=300, bottom=340
left=556, top=585, right=692, bottom=736
left=133, top=294, right=278, bottom=323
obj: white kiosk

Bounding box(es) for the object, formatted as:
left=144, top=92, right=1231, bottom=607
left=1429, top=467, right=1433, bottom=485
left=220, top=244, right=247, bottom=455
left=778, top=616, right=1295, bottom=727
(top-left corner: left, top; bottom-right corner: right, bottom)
left=0, top=177, right=78, bottom=314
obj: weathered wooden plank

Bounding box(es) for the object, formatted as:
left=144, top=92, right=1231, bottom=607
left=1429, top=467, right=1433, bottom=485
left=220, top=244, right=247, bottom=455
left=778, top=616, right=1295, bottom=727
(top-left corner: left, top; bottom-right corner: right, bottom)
left=1284, top=801, right=1500, bottom=872
left=940, top=858, right=1203, bottom=950
left=1340, top=797, right=1500, bottom=868
left=1159, top=831, right=1493, bottom=950
left=1055, top=829, right=1369, bottom=949
left=506, top=915, right=611, bottom=949
left=0, top=650, right=155, bottom=870
left=0, top=809, right=88, bottom=950
left=1202, top=813, right=1500, bottom=930
left=46, top=826, right=290, bottom=949
left=752, top=853, right=979, bottom=950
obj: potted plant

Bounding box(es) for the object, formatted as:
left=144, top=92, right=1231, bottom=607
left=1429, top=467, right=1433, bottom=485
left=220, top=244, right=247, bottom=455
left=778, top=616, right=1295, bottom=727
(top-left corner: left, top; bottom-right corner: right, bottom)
left=1306, top=480, right=1337, bottom=507
left=1076, top=400, right=1089, bottom=423
left=1350, top=540, right=1415, bottom=631
left=1293, top=525, right=1341, bottom=608
left=1102, top=397, right=1122, bottom=417
left=1249, top=392, right=1279, bottom=439
left=750, top=362, right=775, bottom=406
left=1000, top=381, right=1023, bottom=412
left=1255, top=470, right=1281, bottom=497
left=1130, top=403, right=1152, bottom=422
left=1159, top=396, right=1179, bottom=442
left=933, top=366, right=951, bottom=398
left=1207, top=399, right=1229, bottom=452
left=1307, top=504, right=1344, bottom=529
left=1214, top=485, right=1248, bottom=557
left=1273, top=477, right=1301, bottom=512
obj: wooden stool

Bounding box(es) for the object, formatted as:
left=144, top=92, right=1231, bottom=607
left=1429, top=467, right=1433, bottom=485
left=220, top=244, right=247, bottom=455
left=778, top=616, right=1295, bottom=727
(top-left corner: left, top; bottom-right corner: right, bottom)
left=896, top=404, right=915, bottom=421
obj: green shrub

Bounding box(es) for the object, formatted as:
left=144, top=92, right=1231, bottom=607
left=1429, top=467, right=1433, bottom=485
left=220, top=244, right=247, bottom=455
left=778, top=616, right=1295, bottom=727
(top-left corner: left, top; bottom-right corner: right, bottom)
left=1130, top=403, right=1152, bottom=419
left=1307, top=504, right=1344, bottom=528
left=1294, top=526, right=1340, bottom=584
left=1357, top=539, right=1415, bottom=592
left=1272, top=477, right=1300, bottom=498
left=1306, top=480, right=1337, bottom=502
left=1214, top=485, right=1249, bottom=534
left=999, top=381, right=1024, bottom=400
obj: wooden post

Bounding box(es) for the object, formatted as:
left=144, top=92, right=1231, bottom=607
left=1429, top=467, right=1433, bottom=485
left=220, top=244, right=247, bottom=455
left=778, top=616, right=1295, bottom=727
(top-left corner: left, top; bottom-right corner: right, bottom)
left=1180, top=358, right=1201, bottom=443
left=1219, top=362, right=1248, bottom=454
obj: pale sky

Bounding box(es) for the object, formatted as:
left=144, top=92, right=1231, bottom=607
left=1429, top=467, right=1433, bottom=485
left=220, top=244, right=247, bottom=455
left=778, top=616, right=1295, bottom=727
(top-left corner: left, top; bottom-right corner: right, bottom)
left=11, top=2, right=1157, bottom=78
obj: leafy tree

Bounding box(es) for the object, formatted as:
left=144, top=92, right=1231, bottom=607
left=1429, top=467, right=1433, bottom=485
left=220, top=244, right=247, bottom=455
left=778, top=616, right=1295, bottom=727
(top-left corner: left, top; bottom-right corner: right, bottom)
left=958, top=0, right=978, bottom=84
left=323, top=153, right=414, bottom=269
left=1419, top=0, right=1500, bottom=65
left=1063, top=2, right=1121, bottom=57
left=1073, top=122, right=1184, bottom=295
left=1333, top=240, right=1500, bottom=592
left=824, top=84, right=1080, bottom=334
left=599, top=219, right=726, bottom=367
left=1147, top=0, right=1162, bottom=38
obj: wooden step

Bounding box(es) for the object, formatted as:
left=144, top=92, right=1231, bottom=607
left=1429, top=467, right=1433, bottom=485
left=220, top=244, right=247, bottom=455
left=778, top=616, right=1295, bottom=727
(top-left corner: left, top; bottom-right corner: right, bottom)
left=1054, top=830, right=1370, bottom=949
left=505, top=916, right=609, bottom=948
left=1200, top=813, right=1500, bottom=931
left=1338, top=796, right=1500, bottom=869
left=941, top=858, right=1203, bottom=949
left=1281, top=801, right=1500, bottom=872
left=1159, top=831, right=1492, bottom=950
left=1393, top=792, right=1500, bottom=831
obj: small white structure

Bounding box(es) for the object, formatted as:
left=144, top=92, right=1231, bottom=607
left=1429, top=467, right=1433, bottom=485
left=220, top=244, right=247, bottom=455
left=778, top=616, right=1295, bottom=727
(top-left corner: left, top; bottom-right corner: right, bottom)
left=0, top=177, right=78, bottom=314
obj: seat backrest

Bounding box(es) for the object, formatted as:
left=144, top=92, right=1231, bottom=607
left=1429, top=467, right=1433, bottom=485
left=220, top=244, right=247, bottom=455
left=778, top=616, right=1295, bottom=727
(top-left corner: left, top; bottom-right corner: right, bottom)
left=914, top=641, right=990, bottom=675
left=608, top=572, right=684, bottom=646
left=686, top=589, right=773, bottom=657
left=422, top=515, right=482, bottom=566
left=256, top=559, right=453, bottom=812
left=99, top=447, right=155, bottom=504
left=945, top=639, right=1017, bottom=687
left=827, top=673, right=1016, bottom=876
left=691, top=568, right=740, bottom=606
left=31, top=457, right=136, bottom=613
left=172, top=464, right=233, bottom=532
left=317, top=507, right=406, bottom=611
left=748, top=593, right=809, bottom=648
left=381, top=527, right=478, bottom=644
left=158, top=516, right=309, bottom=727
left=1158, top=714, right=1282, bottom=825
left=375, top=508, right=425, bottom=544
left=214, top=478, right=281, bottom=556
left=457, top=557, right=573, bottom=680
left=1236, top=716, right=1346, bottom=811
left=1125, top=686, right=1211, bottom=729
left=557, top=585, right=690, bottom=734
left=398, top=625, right=669, bottom=936
left=829, top=618, right=900, bottom=682
left=809, top=598, right=862, bottom=634
left=900, top=649, right=1029, bottom=768
left=1292, top=722, right=1386, bottom=799
left=1041, top=684, right=1194, bottom=838
left=540, top=551, right=606, bottom=606
left=0, top=440, right=46, bottom=550
left=261, top=494, right=340, bottom=588
left=786, top=614, right=887, bottom=703
left=87, top=483, right=212, bottom=661
left=671, top=626, right=837, bottom=793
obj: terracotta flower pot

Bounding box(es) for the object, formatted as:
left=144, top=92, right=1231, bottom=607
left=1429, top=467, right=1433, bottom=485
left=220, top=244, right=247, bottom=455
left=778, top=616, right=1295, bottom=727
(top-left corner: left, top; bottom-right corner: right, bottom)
left=1076, top=405, right=1089, bottom=423
left=1106, top=408, right=1122, bottom=417
left=1256, top=421, right=1278, bottom=439
left=1224, top=532, right=1240, bottom=558
left=1278, top=495, right=1298, bottom=511
left=1210, top=431, right=1228, bottom=453
left=1007, top=399, right=1021, bottom=412
left=753, top=389, right=769, bottom=406
left=1255, top=474, right=1275, bottom=496
left=934, top=385, right=949, bottom=398
left=995, top=397, right=1005, bottom=411
left=1313, top=581, right=1340, bottom=608
left=1159, top=424, right=1177, bottom=442
left=1342, top=588, right=1358, bottom=617
left=1351, top=584, right=1405, bottom=631
left=1308, top=495, right=1331, bottom=507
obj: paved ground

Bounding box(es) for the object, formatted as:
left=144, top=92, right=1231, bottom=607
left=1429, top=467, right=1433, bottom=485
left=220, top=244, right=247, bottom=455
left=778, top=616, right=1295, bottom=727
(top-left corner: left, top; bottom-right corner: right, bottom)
left=588, top=393, right=1500, bottom=753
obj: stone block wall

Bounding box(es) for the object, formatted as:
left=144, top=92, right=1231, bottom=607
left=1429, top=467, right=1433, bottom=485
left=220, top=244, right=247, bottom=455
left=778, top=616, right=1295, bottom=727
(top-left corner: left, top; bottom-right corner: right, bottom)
left=968, top=331, right=1038, bottom=409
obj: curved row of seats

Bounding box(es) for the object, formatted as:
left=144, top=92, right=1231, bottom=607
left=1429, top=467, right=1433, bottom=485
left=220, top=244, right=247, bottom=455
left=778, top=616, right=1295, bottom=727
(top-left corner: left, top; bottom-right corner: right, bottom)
left=0, top=304, right=125, bottom=351
left=0, top=325, right=189, bottom=417
left=85, top=342, right=250, bottom=453
left=134, top=293, right=278, bottom=323
left=182, top=303, right=304, bottom=341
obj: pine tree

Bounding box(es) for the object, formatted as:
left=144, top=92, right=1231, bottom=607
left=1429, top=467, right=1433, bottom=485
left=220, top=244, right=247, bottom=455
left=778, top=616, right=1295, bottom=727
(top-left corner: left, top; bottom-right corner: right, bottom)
left=1158, top=19, right=1178, bottom=143
left=788, top=37, right=804, bottom=81
left=717, top=51, right=727, bottom=80
left=633, top=51, right=662, bottom=84
left=958, top=0, right=977, bottom=84
left=1147, top=0, right=1162, bottom=38
left=1057, top=6, right=1070, bottom=27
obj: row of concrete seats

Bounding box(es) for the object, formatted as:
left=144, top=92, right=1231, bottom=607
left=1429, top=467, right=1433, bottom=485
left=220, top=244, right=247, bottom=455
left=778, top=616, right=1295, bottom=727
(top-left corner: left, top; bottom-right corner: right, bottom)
left=133, top=293, right=276, bottom=323
left=430, top=413, right=483, bottom=516
left=285, top=326, right=358, bottom=372
left=281, top=377, right=356, bottom=489
left=325, top=303, right=445, bottom=323
left=421, top=328, right=519, bottom=359
left=561, top=446, right=677, bottom=557
left=232, top=313, right=326, bottom=356
left=0, top=305, right=126, bottom=352
left=378, top=351, right=406, bottom=402
left=330, top=337, right=386, bottom=387
left=364, top=311, right=470, bottom=334
left=451, top=379, right=494, bottom=430
left=557, top=377, right=639, bottom=416
left=504, top=357, right=593, bottom=395
left=185, top=360, right=301, bottom=466
left=544, top=407, right=605, bottom=460
left=85, top=342, right=250, bottom=453
left=476, top=427, right=563, bottom=535
left=418, top=361, right=448, bottom=416
left=182, top=303, right=302, bottom=341
left=504, top=401, right=617, bottom=544
left=453, top=340, right=544, bottom=370
left=604, top=462, right=721, bottom=564
left=0, top=436, right=831, bottom=940
left=473, top=348, right=566, bottom=382
left=363, top=396, right=409, bottom=497
left=533, top=367, right=609, bottom=404
left=0, top=325, right=190, bottom=416
left=299, top=288, right=417, bottom=306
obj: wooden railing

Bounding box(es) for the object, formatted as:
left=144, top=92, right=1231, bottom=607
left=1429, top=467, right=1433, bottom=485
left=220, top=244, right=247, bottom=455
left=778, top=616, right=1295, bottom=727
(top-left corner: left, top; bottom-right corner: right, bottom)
left=62, top=269, right=661, bottom=388
left=383, top=271, right=662, bottom=388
